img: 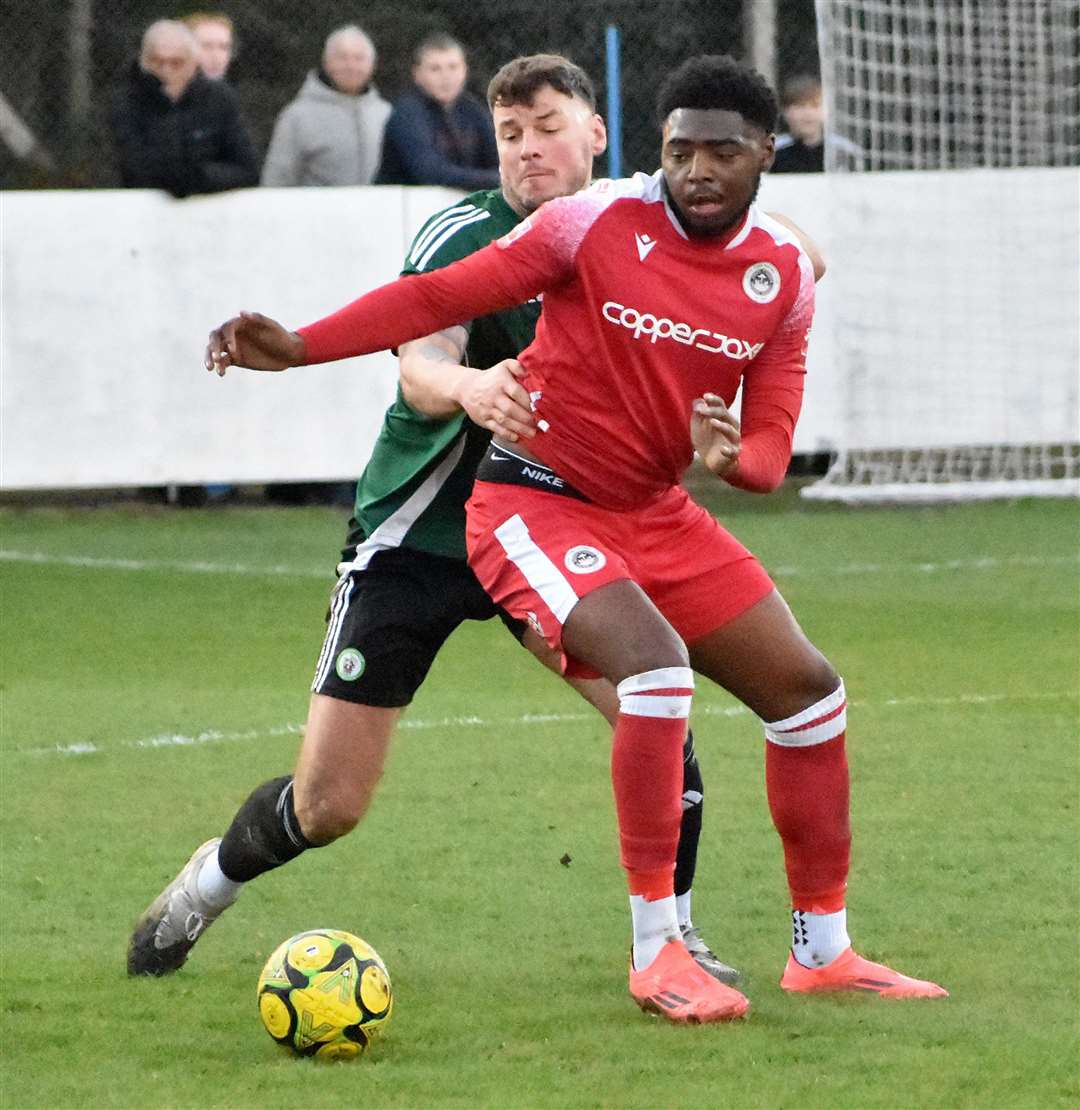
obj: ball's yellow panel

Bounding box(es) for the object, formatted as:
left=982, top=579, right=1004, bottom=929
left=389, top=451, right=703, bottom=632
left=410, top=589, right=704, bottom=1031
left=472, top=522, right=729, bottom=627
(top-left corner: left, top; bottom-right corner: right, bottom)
left=258, top=992, right=292, bottom=1040
left=360, top=963, right=391, bottom=1015
left=307, top=962, right=363, bottom=1021
left=287, top=933, right=337, bottom=973
left=315, top=1040, right=361, bottom=1061
left=323, top=928, right=375, bottom=962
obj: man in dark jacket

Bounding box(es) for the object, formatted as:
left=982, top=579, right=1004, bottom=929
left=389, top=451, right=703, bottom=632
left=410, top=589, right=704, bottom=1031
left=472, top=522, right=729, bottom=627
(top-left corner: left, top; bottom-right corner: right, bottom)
left=110, top=19, right=258, bottom=198
left=376, top=33, right=499, bottom=189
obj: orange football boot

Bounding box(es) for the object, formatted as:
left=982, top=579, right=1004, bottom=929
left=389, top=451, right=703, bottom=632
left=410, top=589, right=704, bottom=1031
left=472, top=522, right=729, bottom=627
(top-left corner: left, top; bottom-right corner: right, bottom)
left=781, top=947, right=948, bottom=998
left=630, top=939, right=750, bottom=1023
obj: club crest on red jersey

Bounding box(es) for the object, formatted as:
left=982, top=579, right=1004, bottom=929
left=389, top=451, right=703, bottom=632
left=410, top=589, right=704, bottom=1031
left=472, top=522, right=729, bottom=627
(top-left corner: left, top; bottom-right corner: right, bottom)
left=564, top=546, right=607, bottom=574
left=743, top=261, right=781, bottom=304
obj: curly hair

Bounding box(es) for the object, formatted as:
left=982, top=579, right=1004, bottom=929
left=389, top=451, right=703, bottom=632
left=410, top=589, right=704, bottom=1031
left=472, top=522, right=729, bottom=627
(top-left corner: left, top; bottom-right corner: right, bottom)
left=656, top=55, right=778, bottom=133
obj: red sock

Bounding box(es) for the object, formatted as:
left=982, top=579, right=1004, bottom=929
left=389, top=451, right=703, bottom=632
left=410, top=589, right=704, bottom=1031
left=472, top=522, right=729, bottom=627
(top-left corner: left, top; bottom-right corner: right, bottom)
left=612, top=668, right=693, bottom=901
left=764, top=684, right=851, bottom=912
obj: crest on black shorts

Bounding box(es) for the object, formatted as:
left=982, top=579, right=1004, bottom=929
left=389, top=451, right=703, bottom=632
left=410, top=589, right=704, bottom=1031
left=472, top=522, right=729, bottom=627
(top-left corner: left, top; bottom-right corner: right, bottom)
left=564, top=546, right=607, bottom=574
left=743, top=261, right=781, bottom=304
left=335, top=648, right=366, bottom=681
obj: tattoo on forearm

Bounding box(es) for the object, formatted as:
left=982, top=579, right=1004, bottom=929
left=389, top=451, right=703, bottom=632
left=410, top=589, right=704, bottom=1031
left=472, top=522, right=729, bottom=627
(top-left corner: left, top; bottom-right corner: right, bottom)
left=418, top=343, right=454, bottom=363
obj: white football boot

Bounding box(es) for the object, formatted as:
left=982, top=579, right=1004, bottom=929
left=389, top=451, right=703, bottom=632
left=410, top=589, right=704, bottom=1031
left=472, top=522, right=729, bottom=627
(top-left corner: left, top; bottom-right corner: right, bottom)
left=127, top=838, right=230, bottom=976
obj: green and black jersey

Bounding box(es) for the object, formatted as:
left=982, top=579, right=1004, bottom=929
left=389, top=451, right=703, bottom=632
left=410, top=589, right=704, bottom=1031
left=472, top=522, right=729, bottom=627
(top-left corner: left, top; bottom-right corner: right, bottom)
left=342, top=188, right=538, bottom=569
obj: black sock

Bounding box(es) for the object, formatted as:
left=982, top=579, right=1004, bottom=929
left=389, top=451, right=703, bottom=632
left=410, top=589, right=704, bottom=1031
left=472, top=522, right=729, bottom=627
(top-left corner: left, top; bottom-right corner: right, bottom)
left=674, top=729, right=703, bottom=898
left=217, top=776, right=316, bottom=882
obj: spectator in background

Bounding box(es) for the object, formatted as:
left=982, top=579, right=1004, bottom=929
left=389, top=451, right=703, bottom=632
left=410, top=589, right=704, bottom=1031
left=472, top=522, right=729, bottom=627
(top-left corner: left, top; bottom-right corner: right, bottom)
left=376, top=33, right=499, bottom=189
left=772, top=74, right=859, bottom=173
left=183, top=11, right=235, bottom=82
left=261, top=25, right=391, bottom=187
left=110, top=19, right=257, bottom=197
left=261, top=24, right=391, bottom=504
left=180, top=10, right=242, bottom=504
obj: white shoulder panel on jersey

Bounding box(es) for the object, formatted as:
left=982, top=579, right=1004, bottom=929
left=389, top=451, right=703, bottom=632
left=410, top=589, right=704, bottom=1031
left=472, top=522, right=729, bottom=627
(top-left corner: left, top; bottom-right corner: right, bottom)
left=752, top=207, right=817, bottom=314
left=494, top=171, right=667, bottom=271
left=752, top=206, right=806, bottom=254
left=583, top=169, right=665, bottom=204
left=409, top=204, right=492, bottom=271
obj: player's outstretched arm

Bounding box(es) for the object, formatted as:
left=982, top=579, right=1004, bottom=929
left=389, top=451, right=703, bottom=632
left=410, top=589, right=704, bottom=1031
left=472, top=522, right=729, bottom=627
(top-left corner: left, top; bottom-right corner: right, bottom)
left=206, top=205, right=574, bottom=375
left=295, top=243, right=560, bottom=366
left=399, top=329, right=536, bottom=441
left=206, top=311, right=306, bottom=375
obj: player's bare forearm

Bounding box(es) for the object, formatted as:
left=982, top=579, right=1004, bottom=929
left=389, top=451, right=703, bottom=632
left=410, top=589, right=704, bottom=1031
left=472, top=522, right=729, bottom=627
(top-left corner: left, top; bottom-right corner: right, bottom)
left=399, top=330, right=536, bottom=440
left=398, top=328, right=471, bottom=419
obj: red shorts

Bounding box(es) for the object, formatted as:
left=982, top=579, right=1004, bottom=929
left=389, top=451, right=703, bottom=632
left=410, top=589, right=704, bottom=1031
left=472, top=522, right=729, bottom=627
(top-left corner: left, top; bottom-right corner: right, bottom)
left=466, top=480, right=774, bottom=676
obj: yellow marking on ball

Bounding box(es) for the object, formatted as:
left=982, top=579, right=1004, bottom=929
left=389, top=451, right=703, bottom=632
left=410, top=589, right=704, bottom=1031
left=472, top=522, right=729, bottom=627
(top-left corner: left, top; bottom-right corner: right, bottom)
left=258, top=993, right=292, bottom=1040
left=360, top=963, right=391, bottom=1014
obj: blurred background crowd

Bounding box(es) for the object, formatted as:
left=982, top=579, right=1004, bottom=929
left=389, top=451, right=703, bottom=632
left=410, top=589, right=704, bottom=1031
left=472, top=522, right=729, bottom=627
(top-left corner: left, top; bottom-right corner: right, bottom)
left=1, top=0, right=825, bottom=192
left=1, top=0, right=830, bottom=506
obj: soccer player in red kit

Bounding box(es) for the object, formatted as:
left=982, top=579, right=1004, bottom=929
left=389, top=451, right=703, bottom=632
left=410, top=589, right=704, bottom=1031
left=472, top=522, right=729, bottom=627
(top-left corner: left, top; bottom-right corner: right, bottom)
left=207, top=55, right=947, bottom=1023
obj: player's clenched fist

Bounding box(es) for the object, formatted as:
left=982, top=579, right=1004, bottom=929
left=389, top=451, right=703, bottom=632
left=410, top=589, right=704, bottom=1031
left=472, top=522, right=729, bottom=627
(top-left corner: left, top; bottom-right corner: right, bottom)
left=205, top=311, right=307, bottom=375
left=690, top=392, right=741, bottom=479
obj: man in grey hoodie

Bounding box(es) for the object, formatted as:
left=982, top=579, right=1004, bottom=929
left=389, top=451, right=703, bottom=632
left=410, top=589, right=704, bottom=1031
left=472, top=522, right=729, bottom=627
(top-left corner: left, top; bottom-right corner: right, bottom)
left=262, top=25, right=391, bottom=187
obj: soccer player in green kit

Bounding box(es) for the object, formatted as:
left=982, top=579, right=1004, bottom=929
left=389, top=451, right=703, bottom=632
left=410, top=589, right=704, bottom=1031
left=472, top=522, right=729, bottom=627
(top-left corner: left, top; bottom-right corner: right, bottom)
left=128, top=55, right=742, bottom=984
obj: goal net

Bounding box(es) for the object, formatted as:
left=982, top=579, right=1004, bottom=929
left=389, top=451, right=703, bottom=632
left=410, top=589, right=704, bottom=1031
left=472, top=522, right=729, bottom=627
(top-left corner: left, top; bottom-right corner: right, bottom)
left=804, top=0, right=1080, bottom=503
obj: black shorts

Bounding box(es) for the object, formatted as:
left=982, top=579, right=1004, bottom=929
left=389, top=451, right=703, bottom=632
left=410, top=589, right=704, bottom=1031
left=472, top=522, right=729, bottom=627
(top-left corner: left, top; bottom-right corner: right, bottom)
left=311, top=546, right=524, bottom=708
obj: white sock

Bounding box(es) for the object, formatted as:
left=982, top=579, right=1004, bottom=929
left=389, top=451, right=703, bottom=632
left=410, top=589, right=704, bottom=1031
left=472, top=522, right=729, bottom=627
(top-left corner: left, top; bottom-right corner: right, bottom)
left=790, top=907, right=850, bottom=968
left=675, top=891, right=692, bottom=931
left=630, top=894, right=680, bottom=970
left=196, top=847, right=244, bottom=909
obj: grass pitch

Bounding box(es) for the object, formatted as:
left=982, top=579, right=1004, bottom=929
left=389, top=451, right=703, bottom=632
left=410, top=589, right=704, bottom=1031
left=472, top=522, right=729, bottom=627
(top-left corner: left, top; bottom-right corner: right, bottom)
left=1, top=485, right=1077, bottom=1109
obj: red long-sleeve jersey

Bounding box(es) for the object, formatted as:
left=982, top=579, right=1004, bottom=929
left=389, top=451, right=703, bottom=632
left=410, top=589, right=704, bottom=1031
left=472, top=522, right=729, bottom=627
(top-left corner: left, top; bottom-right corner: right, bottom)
left=299, top=170, right=815, bottom=510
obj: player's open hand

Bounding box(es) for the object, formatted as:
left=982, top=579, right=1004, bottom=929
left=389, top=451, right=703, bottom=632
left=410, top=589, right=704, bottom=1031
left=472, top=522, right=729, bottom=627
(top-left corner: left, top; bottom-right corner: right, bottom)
left=691, top=393, right=741, bottom=478
left=458, top=358, right=536, bottom=441
left=205, top=311, right=307, bottom=376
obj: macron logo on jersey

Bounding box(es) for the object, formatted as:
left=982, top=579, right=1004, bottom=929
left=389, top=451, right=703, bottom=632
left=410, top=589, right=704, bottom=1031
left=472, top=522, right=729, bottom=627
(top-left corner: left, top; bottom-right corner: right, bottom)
left=602, top=301, right=764, bottom=360
left=635, top=232, right=657, bottom=262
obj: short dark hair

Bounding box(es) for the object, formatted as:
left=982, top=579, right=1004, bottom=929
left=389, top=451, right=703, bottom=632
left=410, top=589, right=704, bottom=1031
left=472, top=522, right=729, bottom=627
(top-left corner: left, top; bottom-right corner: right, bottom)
left=413, top=32, right=464, bottom=66
left=656, top=54, right=778, bottom=133
left=487, top=54, right=596, bottom=111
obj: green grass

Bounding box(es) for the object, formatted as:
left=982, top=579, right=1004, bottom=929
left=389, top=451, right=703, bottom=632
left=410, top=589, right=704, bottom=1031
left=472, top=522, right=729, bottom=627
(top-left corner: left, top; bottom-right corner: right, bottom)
left=1, top=489, right=1078, bottom=1109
